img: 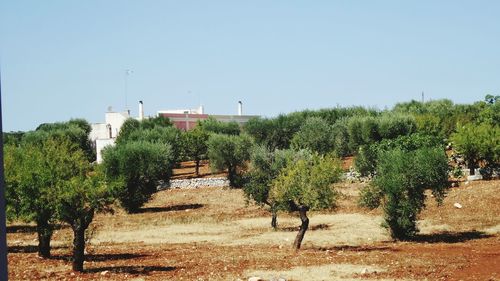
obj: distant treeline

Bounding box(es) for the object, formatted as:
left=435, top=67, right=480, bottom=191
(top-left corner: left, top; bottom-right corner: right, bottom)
left=244, top=96, right=499, bottom=156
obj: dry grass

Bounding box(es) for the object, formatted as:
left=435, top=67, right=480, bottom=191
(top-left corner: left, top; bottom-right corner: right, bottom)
left=6, top=175, right=500, bottom=280
left=420, top=179, right=500, bottom=233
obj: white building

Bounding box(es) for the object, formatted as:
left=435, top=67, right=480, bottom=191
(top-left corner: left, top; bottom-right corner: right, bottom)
left=90, top=108, right=131, bottom=163
left=90, top=101, right=257, bottom=163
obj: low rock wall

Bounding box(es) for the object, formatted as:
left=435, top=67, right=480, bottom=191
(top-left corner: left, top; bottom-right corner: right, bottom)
left=158, top=177, right=230, bottom=190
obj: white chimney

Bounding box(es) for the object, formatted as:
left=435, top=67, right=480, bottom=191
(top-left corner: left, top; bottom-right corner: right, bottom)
left=139, top=100, right=144, bottom=120
left=198, top=105, right=204, bottom=114
left=238, top=101, right=242, bottom=116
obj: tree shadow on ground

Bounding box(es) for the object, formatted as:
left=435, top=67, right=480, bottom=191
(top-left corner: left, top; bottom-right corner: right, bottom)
left=50, top=253, right=147, bottom=262
left=7, top=224, right=65, bottom=234
left=314, top=245, right=399, bottom=252
left=84, top=266, right=177, bottom=274
left=412, top=231, right=493, bottom=244
left=8, top=245, right=67, bottom=253
left=136, top=203, right=204, bottom=213
left=280, top=223, right=330, bottom=232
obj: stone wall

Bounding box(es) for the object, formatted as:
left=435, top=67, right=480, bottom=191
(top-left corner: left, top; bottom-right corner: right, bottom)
left=158, top=177, right=230, bottom=190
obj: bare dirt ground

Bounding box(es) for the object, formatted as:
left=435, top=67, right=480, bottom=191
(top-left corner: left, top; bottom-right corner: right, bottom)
left=6, top=163, right=500, bottom=281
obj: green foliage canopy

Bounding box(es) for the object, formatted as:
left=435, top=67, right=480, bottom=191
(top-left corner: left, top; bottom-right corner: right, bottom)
left=360, top=148, right=449, bottom=240
left=102, top=141, right=174, bottom=212
left=207, top=133, right=253, bottom=187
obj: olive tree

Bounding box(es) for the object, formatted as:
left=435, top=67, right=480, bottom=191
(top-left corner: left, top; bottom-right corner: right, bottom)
left=270, top=154, right=342, bottom=249
left=291, top=117, right=335, bottom=155
left=355, top=133, right=443, bottom=177
left=102, top=141, right=174, bottom=213
left=4, top=138, right=87, bottom=258
left=331, top=120, right=350, bottom=157
left=243, top=146, right=296, bottom=229
left=117, top=116, right=174, bottom=142
left=29, top=119, right=95, bottom=161
left=57, top=166, right=121, bottom=272
left=181, top=128, right=209, bottom=176
left=451, top=123, right=499, bottom=175
left=377, top=114, right=416, bottom=140
left=198, top=117, right=241, bottom=135
left=207, top=134, right=252, bottom=187
left=360, top=148, right=449, bottom=240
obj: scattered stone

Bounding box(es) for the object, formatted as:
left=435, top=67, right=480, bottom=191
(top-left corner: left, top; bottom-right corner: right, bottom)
left=451, top=182, right=458, bottom=187
left=100, top=270, right=109, bottom=276
left=454, top=203, right=463, bottom=209
left=248, top=277, right=264, bottom=281
left=361, top=268, right=369, bottom=274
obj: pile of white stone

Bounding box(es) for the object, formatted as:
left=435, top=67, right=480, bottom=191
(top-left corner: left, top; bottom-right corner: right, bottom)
left=158, top=177, right=230, bottom=190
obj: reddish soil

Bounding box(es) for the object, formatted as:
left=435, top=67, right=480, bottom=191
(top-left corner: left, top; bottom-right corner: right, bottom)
left=6, top=162, right=500, bottom=281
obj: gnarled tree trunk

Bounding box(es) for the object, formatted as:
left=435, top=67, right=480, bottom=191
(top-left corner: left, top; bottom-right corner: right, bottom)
left=70, top=209, right=94, bottom=272
left=293, top=205, right=309, bottom=250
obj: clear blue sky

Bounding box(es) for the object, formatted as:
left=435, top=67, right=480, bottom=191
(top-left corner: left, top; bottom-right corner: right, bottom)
left=1, top=1, right=499, bottom=132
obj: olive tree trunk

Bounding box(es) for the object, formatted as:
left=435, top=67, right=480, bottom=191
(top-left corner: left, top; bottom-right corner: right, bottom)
left=468, top=162, right=475, bottom=176
left=72, top=224, right=86, bottom=272
left=228, top=166, right=237, bottom=187
left=69, top=210, right=94, bottom=272
left=293, top=205, right=309, bottom=250
left=271, top=209, right=278, bottom=230
left=195, top=159, right=201, bottom=176
left=36, top=219, right=52, bottom=258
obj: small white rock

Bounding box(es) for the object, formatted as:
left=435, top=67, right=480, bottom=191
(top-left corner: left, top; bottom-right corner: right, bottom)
left=248, top=277, right=264, bottom=281
left=453, top=203, right=463, bottom=209
left=360, top=268, right=369, bottom=274
left=100, top=270, right=109, bottom=276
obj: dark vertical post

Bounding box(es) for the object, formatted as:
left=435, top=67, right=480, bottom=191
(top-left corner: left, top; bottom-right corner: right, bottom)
left=0, top=71, right=9, bottom=279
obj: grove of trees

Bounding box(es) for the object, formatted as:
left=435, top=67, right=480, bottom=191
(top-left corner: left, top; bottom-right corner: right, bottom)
left=4, top=120, right=120, bottom=271
left=3, top=95, right=499, bottom=268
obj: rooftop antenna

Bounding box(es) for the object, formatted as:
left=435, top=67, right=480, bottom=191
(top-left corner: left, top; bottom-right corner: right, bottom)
left=124, top=69, right=133, bottom=110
